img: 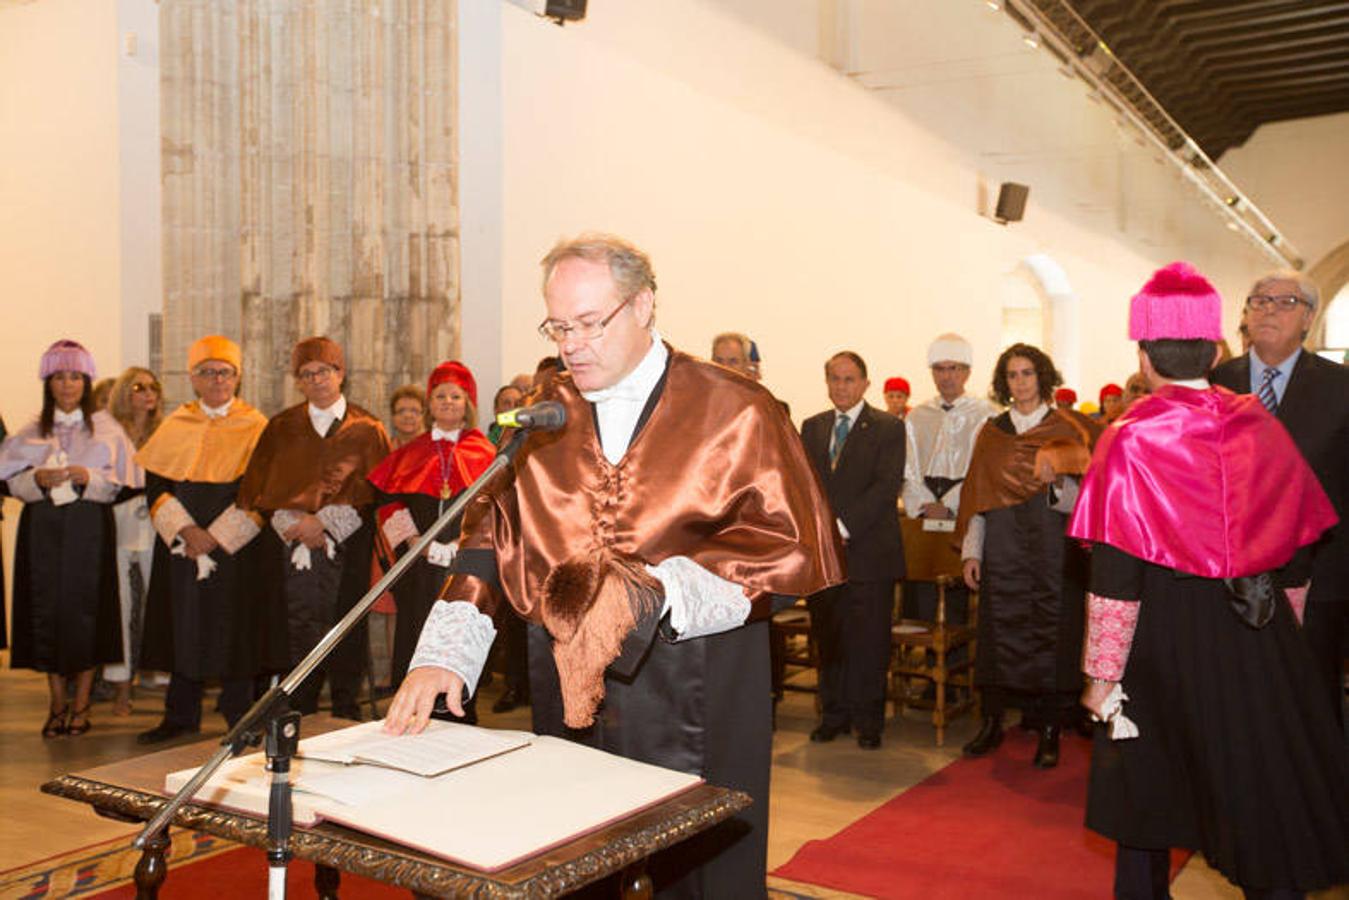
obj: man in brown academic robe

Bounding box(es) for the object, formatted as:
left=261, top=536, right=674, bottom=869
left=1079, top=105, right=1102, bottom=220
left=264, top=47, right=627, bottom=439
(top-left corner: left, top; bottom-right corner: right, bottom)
left=236, top=336, right=391, bottom=718
left=385, top=234, right=844, bottom=898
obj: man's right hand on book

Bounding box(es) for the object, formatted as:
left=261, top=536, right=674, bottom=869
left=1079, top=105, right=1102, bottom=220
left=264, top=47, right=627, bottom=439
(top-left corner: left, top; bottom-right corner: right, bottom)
left=382, top=667, right=465, bottom=736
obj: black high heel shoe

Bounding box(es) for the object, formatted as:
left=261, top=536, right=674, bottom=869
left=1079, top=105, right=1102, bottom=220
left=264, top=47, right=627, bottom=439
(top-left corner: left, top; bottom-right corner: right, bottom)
left=43, top=705, right=69, bottom=739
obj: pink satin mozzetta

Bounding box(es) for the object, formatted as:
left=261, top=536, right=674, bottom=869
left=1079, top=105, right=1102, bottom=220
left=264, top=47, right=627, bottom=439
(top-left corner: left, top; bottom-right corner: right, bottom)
left=1067, top=385, right=1337, bottom=578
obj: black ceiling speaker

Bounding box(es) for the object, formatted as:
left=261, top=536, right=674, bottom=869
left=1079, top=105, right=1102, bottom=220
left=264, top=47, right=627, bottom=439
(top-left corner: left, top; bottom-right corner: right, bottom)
left=994, top=182, right=1029, bottom=224
left=545, top=0, right=587, bottom=23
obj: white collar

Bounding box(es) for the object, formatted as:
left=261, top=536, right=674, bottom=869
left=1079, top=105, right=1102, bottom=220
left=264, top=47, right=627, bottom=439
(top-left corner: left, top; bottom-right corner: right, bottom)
left=1166, top=378, right=1211, bottom=391
left=580, top=333, right=668, bottom=405
left=1009, top=402, right=1049, bottom=433
left=308, top=395, right=347, bottom=436
left=201, top=398, right=233, bottom=419
left=835, top=400, right=864, bottom=423
left=431, top=426, right=462, bottom=442
left=53, top=408, right=84, bottom=427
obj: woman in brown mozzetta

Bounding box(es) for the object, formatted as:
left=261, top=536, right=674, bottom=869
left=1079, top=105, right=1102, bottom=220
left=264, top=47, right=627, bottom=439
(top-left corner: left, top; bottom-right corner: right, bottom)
left=957, top=342, right=1099, bottom=769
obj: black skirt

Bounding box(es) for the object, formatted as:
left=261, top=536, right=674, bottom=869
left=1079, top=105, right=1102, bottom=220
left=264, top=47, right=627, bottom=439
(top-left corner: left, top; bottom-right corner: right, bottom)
left=10, top=498, right=122, bottom=674
left=1085, top=544, right=1349, bottom=892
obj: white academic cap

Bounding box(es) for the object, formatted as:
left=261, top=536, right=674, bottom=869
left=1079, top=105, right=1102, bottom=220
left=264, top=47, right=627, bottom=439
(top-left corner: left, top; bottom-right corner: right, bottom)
left=927, top=333, right=973, bottom=367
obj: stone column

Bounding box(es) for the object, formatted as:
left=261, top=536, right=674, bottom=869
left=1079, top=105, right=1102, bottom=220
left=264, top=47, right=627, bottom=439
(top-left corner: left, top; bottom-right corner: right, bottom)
left=160, top=0, right=459, bottom=415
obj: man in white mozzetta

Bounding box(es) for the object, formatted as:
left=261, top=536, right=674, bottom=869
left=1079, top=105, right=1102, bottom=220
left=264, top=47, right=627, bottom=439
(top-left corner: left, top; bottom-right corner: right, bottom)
left=900, top=334, right=997, bottom=639
left=383, top=233, right=843, bottom=896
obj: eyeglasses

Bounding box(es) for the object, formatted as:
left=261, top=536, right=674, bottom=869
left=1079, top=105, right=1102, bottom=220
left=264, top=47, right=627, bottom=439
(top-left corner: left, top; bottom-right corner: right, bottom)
left=131, top=382, right=162, bottom=394
left=1246, top=294, right=1309, bottom=313
left=537, top=295, right=633, bottom=343
left=296, top=365, right=339, bottom=383
left=193, top=366, right=237, bottom=381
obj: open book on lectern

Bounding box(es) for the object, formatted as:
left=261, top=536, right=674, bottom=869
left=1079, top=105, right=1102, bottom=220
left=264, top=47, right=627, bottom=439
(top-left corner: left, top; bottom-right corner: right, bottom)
left=162, top=721, right=703, bottom=872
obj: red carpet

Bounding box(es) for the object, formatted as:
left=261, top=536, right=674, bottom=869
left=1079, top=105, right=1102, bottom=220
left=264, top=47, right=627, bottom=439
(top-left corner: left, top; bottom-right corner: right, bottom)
left=92, top=848, right=407, bottom=899
left=772, top=728, right=1188, bottom=898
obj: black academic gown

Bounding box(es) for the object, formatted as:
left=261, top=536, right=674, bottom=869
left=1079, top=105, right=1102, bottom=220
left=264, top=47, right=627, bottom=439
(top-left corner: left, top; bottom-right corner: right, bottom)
left=1086, top=544, right=1349, bottom=892
left=139, top=475, right=259, bottom=680
left=974, top=413, right=1086, bottom=719
left=11, top=497, right=121, bottom=674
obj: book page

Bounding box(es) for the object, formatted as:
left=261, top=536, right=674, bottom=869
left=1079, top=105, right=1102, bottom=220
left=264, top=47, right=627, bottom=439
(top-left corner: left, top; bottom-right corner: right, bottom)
left=297, top=719, right=532, bottom=777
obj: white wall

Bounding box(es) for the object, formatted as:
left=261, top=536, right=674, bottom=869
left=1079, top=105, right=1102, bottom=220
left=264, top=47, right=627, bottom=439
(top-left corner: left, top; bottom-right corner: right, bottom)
left=477, top=0, right=1270, bottom=421
left=1222, top=112, right=1349, bottom=270
left=0, top=0, right=161, bottom=427
left=0, top=0, right=122, bottom=429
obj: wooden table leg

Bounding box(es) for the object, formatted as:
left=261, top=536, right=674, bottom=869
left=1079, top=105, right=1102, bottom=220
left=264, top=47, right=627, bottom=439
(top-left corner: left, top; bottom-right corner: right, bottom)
left=618, top=860, right=652, bottom=900
left=134, top=830, right=171, bottom=900
left=316, top=863, right=341, bottom=899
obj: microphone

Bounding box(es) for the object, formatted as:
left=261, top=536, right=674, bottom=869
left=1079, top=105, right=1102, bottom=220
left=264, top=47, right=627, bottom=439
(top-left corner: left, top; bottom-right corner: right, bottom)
left=495, top=401, right=567, bottom=432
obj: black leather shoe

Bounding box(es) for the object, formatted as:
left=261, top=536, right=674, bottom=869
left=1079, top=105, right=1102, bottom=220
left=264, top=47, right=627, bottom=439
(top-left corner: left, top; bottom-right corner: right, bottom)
left=809, top=722, right=850, bottom=743
left=1033, top=725, right=1061, bottom=768
left=962, top=714, right=1004, bottom=757
left=491, top=686, right=530, bottom=714
left=857, top=732, right=882, bottom=750
left=137, top=721, right=200, bottom=745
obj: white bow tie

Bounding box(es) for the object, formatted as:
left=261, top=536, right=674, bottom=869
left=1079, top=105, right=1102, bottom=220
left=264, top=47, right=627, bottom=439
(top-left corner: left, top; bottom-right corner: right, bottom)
left=431, top=427, right=461, bottom=442
left=54, top=409, right=84, bottom=427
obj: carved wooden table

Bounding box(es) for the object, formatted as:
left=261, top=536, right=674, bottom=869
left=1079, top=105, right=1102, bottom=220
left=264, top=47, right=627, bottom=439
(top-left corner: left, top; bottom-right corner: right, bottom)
left=40, top=722, right=750, bottom=898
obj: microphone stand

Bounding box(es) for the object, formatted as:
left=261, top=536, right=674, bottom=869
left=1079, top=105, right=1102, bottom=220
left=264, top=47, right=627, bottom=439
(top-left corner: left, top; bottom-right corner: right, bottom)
left=133, top=427, right=531, bottom=897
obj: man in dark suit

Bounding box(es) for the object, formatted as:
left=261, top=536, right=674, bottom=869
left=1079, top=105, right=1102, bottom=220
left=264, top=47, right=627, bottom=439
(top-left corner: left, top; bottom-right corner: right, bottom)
left=801, top=351, right=906, bottom=749
left=1212, top=269, right=1349, bottom=723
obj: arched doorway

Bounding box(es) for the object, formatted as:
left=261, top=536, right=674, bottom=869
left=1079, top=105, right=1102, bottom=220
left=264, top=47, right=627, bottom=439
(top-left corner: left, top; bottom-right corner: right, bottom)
left=1307, top=237, right=1349, bottom=357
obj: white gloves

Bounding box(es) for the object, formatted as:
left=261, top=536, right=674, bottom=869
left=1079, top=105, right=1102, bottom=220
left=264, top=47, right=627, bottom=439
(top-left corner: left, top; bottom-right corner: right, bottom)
left=171, top=537, right=219, bottom=581
left=1090, top=682, right=1140, bottom=741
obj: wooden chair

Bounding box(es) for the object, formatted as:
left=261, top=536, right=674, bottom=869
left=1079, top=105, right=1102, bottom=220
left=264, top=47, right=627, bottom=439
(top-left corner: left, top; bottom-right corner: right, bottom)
left=890, top=517, right=977, bottom=745
left=769, top=600, right=817, bottom=702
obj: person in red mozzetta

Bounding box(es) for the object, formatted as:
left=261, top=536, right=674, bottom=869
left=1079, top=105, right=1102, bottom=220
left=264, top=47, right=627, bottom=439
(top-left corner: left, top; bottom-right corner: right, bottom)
left=366, top=361, right=496, bottom=720
left=882, top=376, right=911, bottom=420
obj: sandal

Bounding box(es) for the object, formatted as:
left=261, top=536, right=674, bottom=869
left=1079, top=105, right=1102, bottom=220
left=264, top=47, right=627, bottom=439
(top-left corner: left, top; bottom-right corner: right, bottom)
left=113, top=682, right=133, bottom=717
left=67, top=705, right=92, bottom=737
left=43, top=706, right=69, bottom=739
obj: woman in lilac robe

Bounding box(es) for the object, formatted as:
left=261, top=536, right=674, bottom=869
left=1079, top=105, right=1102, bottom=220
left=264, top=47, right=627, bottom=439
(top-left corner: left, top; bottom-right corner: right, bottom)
left=0, top=341, right=135, bottom=737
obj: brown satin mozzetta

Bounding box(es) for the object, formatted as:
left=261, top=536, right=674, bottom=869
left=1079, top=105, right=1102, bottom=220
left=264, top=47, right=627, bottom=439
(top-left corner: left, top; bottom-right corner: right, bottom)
left=441, top=347, right=846, bottom=726
left=955, top=408, right=1102, bottom=544
left=236, top=402, right=391, bottom=514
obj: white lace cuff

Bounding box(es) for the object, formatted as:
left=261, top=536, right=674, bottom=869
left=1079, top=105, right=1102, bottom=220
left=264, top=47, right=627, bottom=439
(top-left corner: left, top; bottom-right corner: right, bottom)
left=82, top=467, right=120, bottom=503
left=152, top=495, right=197, bottom=546
left=271, top=508, right=303, bottom=543
left=646, top=556, right=751, bottom=642
left=7, top=470, right=44, bottom=503
left=208, top=504, right=261, bottom=555
left=409, top=600, right=498, bottom=696
left=381, top=507, right=418, bottom=549
left=316, top=503, right=362, bottom=543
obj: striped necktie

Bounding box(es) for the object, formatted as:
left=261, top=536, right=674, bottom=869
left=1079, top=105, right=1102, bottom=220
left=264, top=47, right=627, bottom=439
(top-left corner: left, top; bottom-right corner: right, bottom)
left=1257, top=366, right=1280, bottom=413
left=830, top=414, right=851, bottom=466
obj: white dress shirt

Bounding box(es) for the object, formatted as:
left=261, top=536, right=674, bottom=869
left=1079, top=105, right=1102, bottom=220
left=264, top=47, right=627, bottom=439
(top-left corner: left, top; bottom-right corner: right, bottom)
left=308, top=394, right=347, bottom=437
left=580, top=335, right=669, bottom=464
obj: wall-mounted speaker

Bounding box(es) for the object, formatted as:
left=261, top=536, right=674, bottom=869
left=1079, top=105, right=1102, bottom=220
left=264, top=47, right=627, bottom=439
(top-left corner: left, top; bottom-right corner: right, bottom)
left=545, top=0, right=587, bottom=23
left=994, top=182, right=1029, bottom=223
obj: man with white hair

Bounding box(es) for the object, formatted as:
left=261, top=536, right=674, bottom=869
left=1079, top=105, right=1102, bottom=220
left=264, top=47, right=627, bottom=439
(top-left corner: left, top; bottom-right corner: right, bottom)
left=1211, top=269, right=1349, bottom=723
